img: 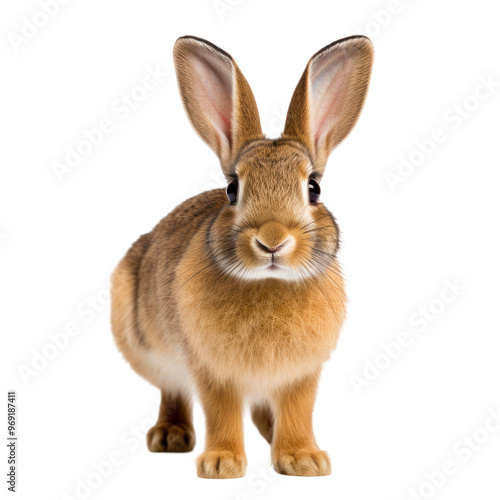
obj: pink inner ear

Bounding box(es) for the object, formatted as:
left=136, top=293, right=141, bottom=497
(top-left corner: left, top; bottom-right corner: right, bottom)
left=192, top=51, right=233, bottom=144
left=309, top=51, right=353, bottom=148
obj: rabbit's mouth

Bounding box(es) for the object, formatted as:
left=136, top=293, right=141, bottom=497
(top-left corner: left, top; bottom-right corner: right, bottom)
left=267, top=264, right=280, bottom=271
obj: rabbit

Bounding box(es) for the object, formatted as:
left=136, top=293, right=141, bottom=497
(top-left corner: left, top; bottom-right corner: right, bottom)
left=111, top=34, right=373, bottom=479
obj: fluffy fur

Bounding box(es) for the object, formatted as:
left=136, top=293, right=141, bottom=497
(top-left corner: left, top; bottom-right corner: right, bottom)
left=111, top=35, right=373, bottom=478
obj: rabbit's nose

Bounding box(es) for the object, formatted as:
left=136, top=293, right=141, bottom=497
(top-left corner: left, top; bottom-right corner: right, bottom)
left=254, top=221, right=294, bottom=255
left=255, top=239, right=286, bottom=254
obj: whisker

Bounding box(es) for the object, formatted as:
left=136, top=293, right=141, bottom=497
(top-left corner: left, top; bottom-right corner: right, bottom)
left=299, top=213, right=332, bottom=231
left=290, top=207, right=308, bottom=231
left=302, top=225, right=336, bottom=235
left=306, top=252, right=347, bottom=299
left=311, top=247, right=337, bottom=259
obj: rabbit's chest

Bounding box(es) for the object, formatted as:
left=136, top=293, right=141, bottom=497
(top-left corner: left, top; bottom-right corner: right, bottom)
left=176, top=274, right=346, bottom=386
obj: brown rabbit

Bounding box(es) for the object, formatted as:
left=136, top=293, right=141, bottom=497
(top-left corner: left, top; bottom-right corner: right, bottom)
left=111, top=35, right=373, bottom=478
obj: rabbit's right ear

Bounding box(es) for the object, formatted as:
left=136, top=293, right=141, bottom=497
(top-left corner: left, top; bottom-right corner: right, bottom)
left=173, top=36, right=263, bottom=176
left=283, top=36, right=374, bottom=176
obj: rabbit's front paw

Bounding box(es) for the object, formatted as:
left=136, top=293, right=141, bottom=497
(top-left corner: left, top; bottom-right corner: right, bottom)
left=273, top=448, right=331, bottom=476
left=197, top=450, right=247, bottom=479
left=146, top=422, right=195, bottom=453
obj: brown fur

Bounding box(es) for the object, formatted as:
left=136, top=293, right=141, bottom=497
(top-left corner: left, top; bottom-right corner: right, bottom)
left=251, top=402, right=274, bottom=443
left=147, top=391, right=195, bottom=452
left=283, top=36, right=374, bottom=176
left=111, top=35, right=373, bottom=478
left=173, top=35, right=263, bottom=175
left=271, top=371, right=331, bottom=476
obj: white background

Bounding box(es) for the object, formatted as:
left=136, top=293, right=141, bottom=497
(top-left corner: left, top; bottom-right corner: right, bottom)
left=1, top=0, right=500, bottom=499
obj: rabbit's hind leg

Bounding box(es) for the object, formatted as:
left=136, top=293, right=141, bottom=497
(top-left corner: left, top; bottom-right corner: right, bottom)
left=147, top=390, right=196, bottom=453
left=251, top=402, right=274, bottom=444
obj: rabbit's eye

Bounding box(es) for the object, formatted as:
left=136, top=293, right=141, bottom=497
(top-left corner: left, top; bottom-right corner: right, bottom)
left=309, top=178, right=321, bottom=203
left=226, top=178, right=238, bottom=204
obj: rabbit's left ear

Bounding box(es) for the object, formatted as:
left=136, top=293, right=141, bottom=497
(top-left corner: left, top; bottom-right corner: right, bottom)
left=283, top=36, right=374, bottom=175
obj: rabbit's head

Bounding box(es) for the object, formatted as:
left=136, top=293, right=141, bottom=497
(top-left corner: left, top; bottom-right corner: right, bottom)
left=173, top=36, right=373, bottom=281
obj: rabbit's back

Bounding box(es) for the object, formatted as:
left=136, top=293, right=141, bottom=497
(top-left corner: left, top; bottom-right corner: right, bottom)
left=111, top=188, right=227, bottom=390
